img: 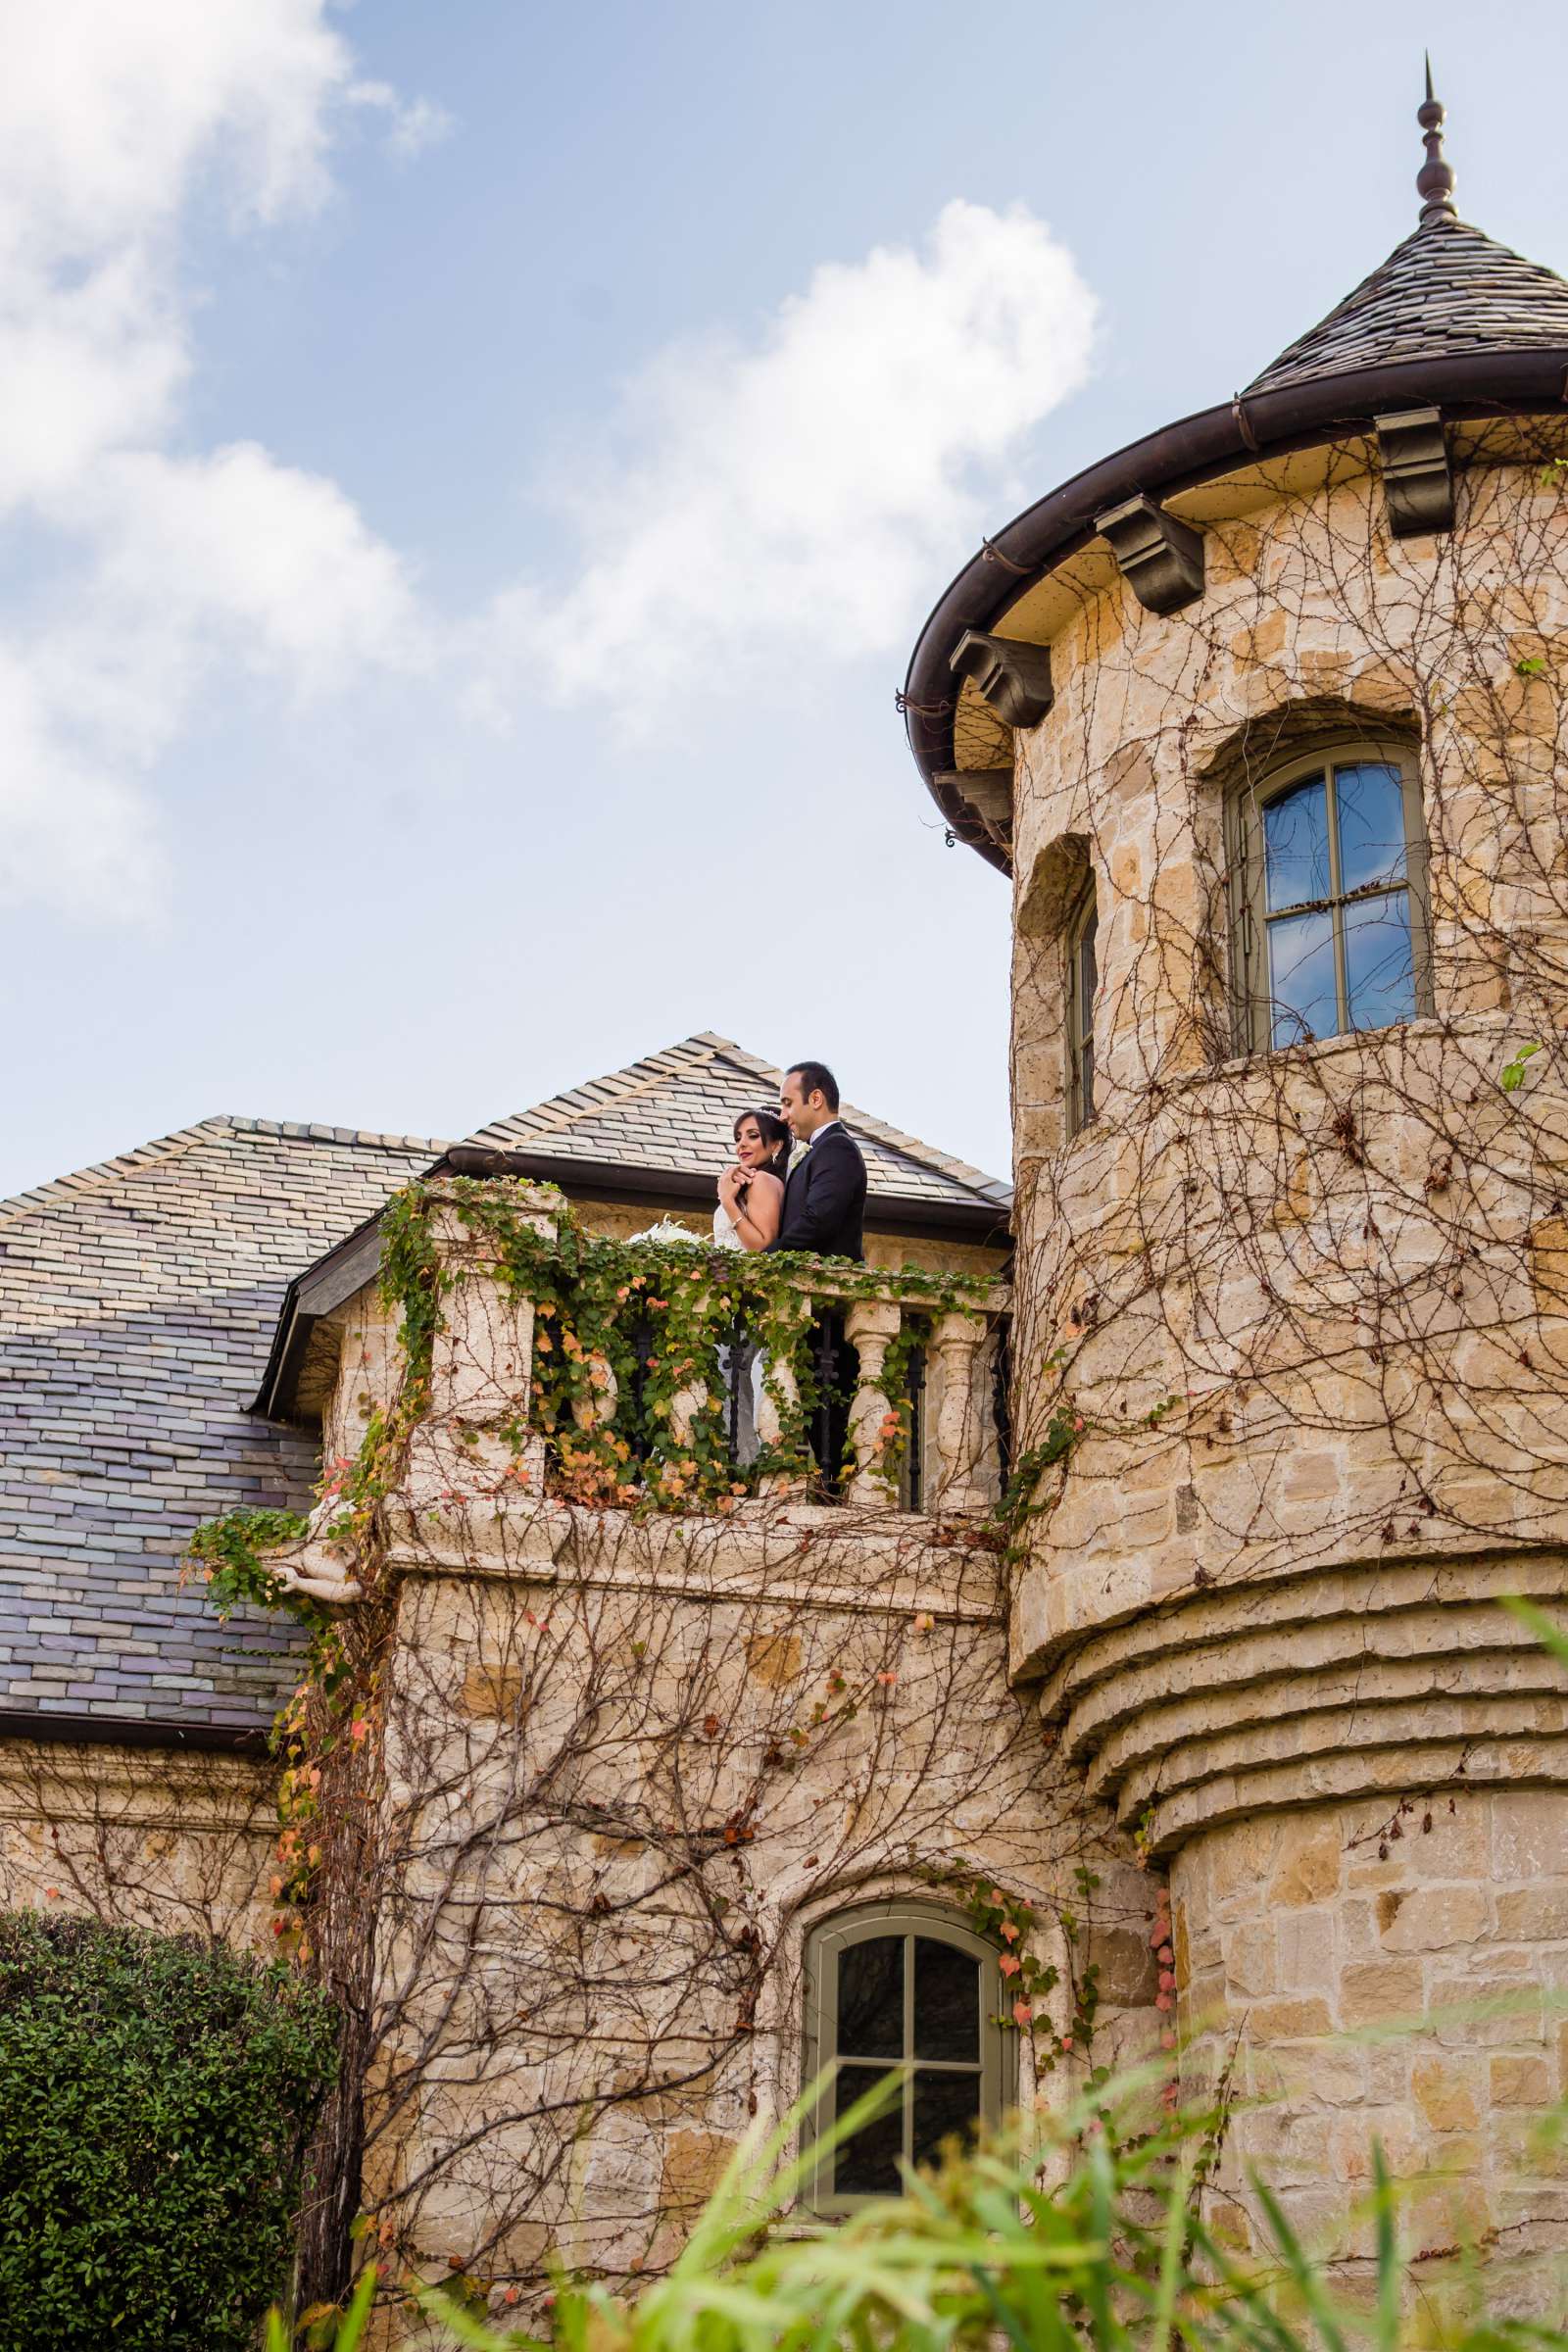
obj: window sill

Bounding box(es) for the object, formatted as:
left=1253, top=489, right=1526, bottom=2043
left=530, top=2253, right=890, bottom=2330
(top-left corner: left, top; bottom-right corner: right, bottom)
left=1214, top=1010, right=1446, bottom=1079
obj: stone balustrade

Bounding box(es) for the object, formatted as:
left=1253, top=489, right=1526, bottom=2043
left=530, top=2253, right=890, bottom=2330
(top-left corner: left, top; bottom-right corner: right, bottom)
left=392, top=1180, right=1009, bottom=1519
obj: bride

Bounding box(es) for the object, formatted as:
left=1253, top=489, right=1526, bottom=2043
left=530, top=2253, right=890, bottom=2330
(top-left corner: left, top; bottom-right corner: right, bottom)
left=713, top=1108, right=790, bottom=1250
left=630, top=1111, right=790, bottom=1465
left=712, top=1109, right=789, bottom=1463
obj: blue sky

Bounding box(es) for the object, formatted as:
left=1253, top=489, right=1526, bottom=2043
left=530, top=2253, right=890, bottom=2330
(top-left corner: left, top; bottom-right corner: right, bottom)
left=5, top=0, right=1567, bottom=1200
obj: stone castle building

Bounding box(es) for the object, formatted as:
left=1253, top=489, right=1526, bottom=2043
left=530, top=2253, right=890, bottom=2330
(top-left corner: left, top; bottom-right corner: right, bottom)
left=5, top=77, right=1568, bottom=2328
left=906, top=78, right=1568, bottom=2288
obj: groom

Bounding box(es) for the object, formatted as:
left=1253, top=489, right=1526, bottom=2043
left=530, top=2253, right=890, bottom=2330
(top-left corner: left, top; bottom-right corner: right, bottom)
left=772, top=1060, right=867, bottom=1261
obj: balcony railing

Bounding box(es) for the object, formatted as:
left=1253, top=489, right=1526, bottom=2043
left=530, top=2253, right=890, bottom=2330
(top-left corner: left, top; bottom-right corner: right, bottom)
left=398, top=1180, right=1010, bottom=1521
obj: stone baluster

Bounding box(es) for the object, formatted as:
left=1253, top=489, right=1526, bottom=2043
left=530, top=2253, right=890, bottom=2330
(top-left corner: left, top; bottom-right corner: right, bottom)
left=753, top=1293, right=811, bottom=1495
left=665, top=1285, right=712, bottom=1455
left=668, top=1380, right=708, bottom=1451
left=930, top=1309, right=992, bottom=1516
left=974, top=1320, right=1007, bottom=1504
left=843, top=1297, right=905, bottom=1509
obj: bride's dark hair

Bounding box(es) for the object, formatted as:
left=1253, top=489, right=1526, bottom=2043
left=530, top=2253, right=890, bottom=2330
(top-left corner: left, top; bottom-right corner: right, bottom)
left=732, top=1105, right=790, bottom=1175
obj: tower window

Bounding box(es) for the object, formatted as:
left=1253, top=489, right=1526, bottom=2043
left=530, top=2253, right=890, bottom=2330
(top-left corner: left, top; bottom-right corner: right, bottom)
left=800, top=1903, right=1008, bottom=2211
left=1066, top=879, right=1099, bottom=1135
left=1231, top=744, right=1429, bottom=1051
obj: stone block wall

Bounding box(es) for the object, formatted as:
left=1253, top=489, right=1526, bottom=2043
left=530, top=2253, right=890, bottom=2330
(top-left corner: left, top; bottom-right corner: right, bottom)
left=1178, top=1791, right=1568, bottom=2299
left=357, top=1506, right=1158, bottom=2306
left=0, top=1735, right=275, bottom=1944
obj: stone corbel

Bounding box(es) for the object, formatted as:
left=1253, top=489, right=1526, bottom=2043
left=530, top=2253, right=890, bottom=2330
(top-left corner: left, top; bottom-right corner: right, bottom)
left=1094, top=493, right=1204, bottom=615
left=1375, top=406, right=1453, bottom=539
left=934, top=767, right=1012, bottom=851
left=949, top=630, right=1054, bottom=729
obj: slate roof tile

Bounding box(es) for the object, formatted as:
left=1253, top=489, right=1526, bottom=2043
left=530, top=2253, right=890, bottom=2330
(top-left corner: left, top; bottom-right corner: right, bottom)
left=0, top=1117, right=439, bottom=1739
left=1247, top=216, right=1568, bottom=394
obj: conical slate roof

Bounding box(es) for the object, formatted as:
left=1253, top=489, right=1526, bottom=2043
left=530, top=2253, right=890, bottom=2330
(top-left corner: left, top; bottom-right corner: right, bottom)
left=904, top=71, right=1568, bottom=874
left=1247, top=215, right=1568, bottom=395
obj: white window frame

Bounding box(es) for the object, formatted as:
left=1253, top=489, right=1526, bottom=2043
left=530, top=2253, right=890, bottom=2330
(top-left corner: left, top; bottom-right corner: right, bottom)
left=799, top=1900, right=1009, bottom=2214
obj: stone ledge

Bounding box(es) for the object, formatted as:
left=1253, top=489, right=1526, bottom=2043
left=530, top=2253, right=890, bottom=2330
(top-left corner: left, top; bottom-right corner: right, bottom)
left=1039, top=1563, right=1568, bottom=1725
left=1110, top=1690, right=1568, bottom=1818
left=1032, top=1548, right=1568, bottom=1845
left=1144, top=1734, right=1568, bottom=1853
left=380, top=1494, right=1007, bottom=1623
left=1078, top=1639, right=1568, bottom=1794
left=1016, top=1532, right=1568, bottom=1686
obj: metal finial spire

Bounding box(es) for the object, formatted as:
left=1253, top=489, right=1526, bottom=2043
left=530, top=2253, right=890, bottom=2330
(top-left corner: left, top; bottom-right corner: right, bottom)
left=1416, top=56, right=1457, bottom=226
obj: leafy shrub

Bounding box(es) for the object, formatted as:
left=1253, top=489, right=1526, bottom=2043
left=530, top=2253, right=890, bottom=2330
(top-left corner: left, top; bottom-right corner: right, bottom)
left=0, top=1911, right=337, bottom=2352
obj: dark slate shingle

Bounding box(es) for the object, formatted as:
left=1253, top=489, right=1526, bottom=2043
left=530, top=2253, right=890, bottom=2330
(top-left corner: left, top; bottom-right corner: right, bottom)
left=0, top=1119, right=439, bottom=1738
left=1247, top=216, right=1568, bottom=395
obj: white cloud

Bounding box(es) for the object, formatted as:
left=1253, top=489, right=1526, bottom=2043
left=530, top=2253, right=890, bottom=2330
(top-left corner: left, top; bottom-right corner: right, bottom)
left=0, top=1, right=441, bottom=922
left=86, top=446, right=420, bottom=682
left=483, top=200, right=1096, bottom=713
left=347, top=80, right=455, bottom=163
left=0, top=6, right=1096, bottom=926
left=0, top=645, right=169, bottom=922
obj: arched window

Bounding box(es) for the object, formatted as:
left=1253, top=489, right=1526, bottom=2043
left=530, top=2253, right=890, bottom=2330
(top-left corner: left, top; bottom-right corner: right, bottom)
left=800, top=1902, right=1008, bottom=2211
left=1230, top=742, right=1430, bottom=1051
left=1065, top=879, right=1099, bottom=1135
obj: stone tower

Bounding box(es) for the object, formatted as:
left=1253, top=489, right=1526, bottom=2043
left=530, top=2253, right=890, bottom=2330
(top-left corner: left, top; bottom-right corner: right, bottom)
left=905, top=79, right=1568, bottom=2285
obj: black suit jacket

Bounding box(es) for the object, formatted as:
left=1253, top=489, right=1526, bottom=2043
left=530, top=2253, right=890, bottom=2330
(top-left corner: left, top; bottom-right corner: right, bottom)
left=770, top=1123, right=867, bottom=1261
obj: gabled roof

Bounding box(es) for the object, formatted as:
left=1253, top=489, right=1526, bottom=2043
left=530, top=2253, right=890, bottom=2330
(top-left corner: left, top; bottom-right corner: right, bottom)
left=257, top=1037, right=1012, bottom=1424
left=0, top=1116, right=440, bottom=1740
left=1247, top=216, right=1568, bottom=395
left=470, top=1033, right=1011, bottom=1209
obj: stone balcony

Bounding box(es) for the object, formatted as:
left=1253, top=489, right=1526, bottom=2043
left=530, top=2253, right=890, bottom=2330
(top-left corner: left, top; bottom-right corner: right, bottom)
left=273, top=1178, right=1011, bottom=1603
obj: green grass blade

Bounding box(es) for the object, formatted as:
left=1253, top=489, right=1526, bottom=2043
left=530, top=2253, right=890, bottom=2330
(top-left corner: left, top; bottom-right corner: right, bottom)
left=1501, top=1594, right=1568, bottom=1671
left=1371, top=2141, right=1399, bottom=2352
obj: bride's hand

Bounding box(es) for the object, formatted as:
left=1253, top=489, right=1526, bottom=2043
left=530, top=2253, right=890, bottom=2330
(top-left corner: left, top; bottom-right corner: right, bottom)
left=717, top=1164, right=744, bottom=1203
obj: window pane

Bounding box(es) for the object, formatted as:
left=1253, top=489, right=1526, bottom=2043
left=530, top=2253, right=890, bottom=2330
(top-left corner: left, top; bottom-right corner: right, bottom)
left=1335, top=762, right=1408, bottom=895
left=1344, top=890, right=1416, bottom=1031
left=1267, top=907, right=1338, bottom=1045
left=913, top=1937, right=979, bottom=2061
left=1077, top=905, right=1098, bottom=1030
left=1263, top=776, right=1331, bottom=910
left=1079, top=1037, right=1095, bottom=1123
left=834, top=2064, right=903, bottom=2194
left=837, top=1936, right=903, bottom=2059
left=911, top=2069, right=982, bottom=2170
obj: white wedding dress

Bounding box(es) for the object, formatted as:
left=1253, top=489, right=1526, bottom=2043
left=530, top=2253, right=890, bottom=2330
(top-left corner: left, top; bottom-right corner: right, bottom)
left=711, top=1200, right=765, bottom=1464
